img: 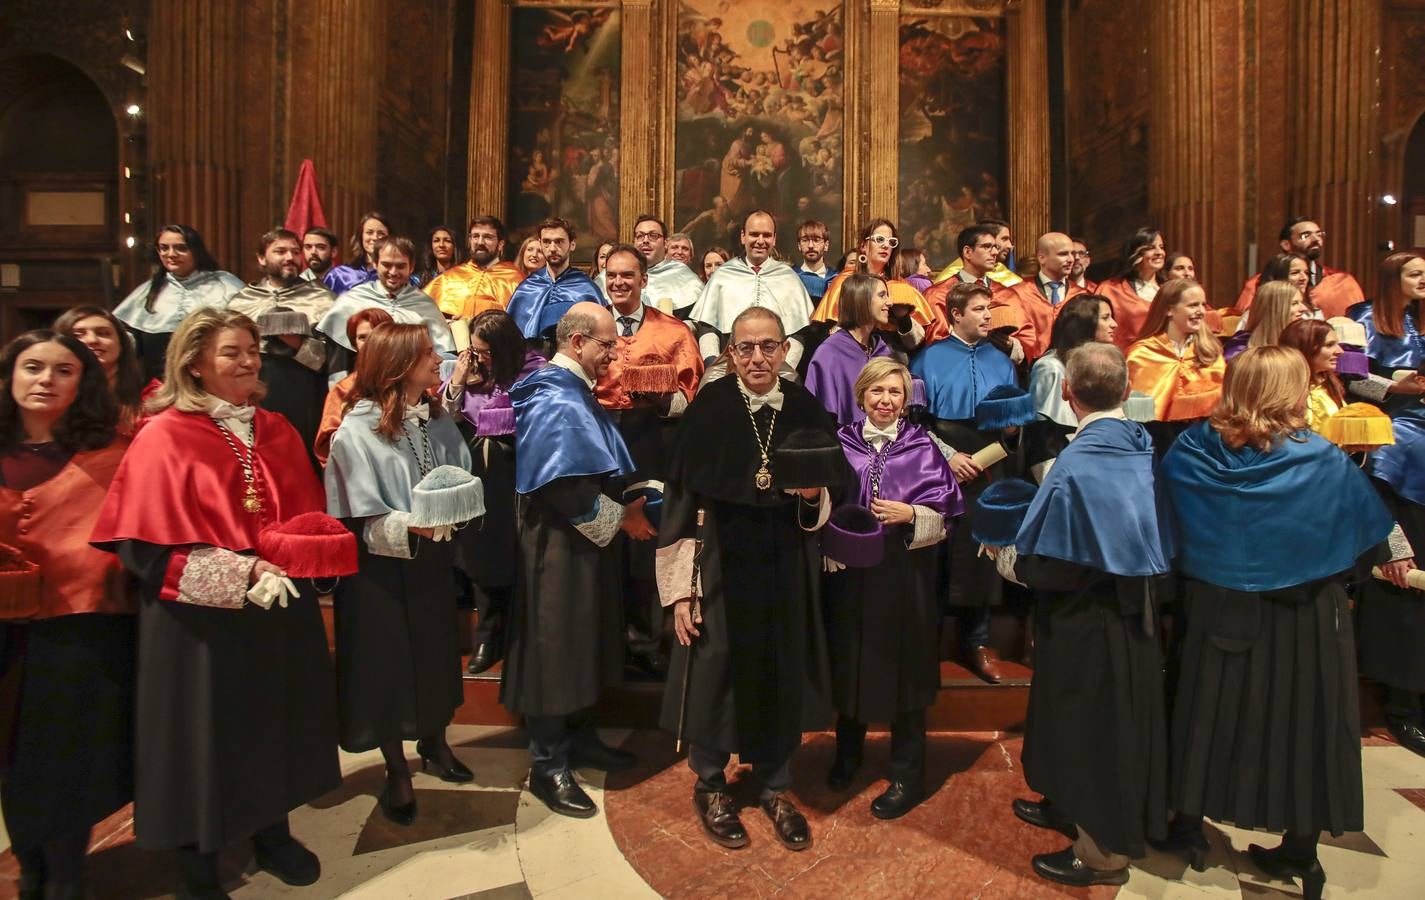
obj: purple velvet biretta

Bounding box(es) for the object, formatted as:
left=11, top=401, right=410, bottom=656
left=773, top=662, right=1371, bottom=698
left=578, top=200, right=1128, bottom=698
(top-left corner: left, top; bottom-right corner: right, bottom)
left=822, top=505, right=885, bottom=568
left=1335, top=348, right=1369, bottom=379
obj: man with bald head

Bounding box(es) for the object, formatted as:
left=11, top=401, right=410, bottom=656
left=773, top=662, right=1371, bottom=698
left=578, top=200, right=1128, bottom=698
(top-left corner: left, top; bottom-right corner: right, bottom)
left=997, top=231, right=1087, bottom=362
left=689, top=209, right=814, bottom=372
left=502, top=300, right=647, bottom=819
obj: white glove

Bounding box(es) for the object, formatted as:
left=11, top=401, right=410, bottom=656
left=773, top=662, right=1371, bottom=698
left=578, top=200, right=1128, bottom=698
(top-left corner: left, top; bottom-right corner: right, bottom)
left=431, top=524, right=456, bottom=542
left=247, top=570, right=301, bottom=609
left=822, top=555, right=846, bottom=573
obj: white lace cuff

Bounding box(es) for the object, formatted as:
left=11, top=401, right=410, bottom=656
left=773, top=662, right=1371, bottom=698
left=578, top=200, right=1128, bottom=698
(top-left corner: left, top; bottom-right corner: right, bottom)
left=995, top=544, right=1024, bottom=585
left=365, top=511, right=414, bottom=559
left=656, top=538, right=698, bottom=607
left=665, top=391, right=690, bottom=418
left=295, top=337, right=327, bottom=372
left=928, top=432, right=958, bottom=460
left=177, top=547, right=257, bottom=609
left=1029, top=458, right=1055, bottom=484
left=572, top=494, right=624, bottom=547
left=1389, top=522, right=1415, bottom=562
left=1348, top=374, right=1390, bottom=403
left=906, top=505, right=947, bottom=550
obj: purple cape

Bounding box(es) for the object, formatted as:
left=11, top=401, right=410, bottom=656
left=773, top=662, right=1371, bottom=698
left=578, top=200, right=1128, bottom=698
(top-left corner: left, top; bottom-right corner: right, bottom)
left=837, top=420, right=963, bottom=517
left=805, top=330, right=894, bottom=426
left=445, top=350, right=546, bottom=430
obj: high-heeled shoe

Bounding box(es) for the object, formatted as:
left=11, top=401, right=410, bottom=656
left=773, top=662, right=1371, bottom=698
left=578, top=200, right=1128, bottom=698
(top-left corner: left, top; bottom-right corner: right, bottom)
left=1248, top=843, right=1326, bottom=900
left=1148, top=817, right=1209, bottom=872
left=416, top=739, right=474, bottom=783
left=378, top=780, right=417, bottom=825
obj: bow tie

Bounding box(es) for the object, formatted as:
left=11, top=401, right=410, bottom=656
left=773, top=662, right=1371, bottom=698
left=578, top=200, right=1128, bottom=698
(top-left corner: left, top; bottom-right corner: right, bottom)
left=741, top=384, right=784, bottom=412
left=209, top=401, right=256, bottom=423
left=862, top=419, right=899, bottom=447
left=404, top=402, right=431, bottom=423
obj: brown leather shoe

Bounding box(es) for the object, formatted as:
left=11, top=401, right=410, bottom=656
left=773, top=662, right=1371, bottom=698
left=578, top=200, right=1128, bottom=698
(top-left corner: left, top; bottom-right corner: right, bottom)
left=759, top=793, right=811, bottom=851
left=970, top=646, right=1003, bottom=684
left=693, top=790, right=749, bottom=849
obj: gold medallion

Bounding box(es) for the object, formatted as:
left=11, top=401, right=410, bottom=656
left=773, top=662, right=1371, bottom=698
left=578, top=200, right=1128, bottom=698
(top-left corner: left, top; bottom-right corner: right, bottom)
left=243, top=486, right=264, bottom=514
left=755, top=465, right=772, bottom=491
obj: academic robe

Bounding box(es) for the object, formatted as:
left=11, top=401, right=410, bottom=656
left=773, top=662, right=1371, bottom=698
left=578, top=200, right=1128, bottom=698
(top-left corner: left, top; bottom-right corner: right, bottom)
left=228, top=279, right=337, bottom=326
left=825, top=421, right=961, bottom=722
left=1361, top=405, right=1425, bottom=692
left=1126, top=333, right=1225, bottom=422
left=1025, top=350, right=1076, bottom=481
left=796, top=265, right=835, bottom=301
left=314, top=372, right=356, bottom=467
left=506, top=266, right=607, bottom=340
left=932, top=258, right=1022, bottom=288
left=500, top=364, right=636, bottom=718
left=911, top=336, right=1022, bottom=609
left=922, top=274, right=1004, bottom=327
left=1348, top=299, right=1425, bottom=372
left=656, top=376, right=841, bottom=763
left=324, top=401, right=472, bottom=751
left=1014, top=416, right=1175, bottom=857
left=426, top=260, right=524, bottom=319
left=1096, top=277, right=1155, bottom=350
left=804, top=329, right=896, bottom=426
left=1236, top=267, right=1364, bottom=319
left=689, top=257, right=813, bottom=346
left=597, top=258, right=706, bottom=314
left=114, top=270, right=244, bottom=380
left=89, top=407, right=339, bottom=852
left=995, top=277, right=1087, bottom=362
left=810, top=275, right=950, bottom=347
left=1162, top=422, right=1393, bottom=835
left=317, top=281, right=455, bottom=354
left=322, top=264, right=418, bottom=296
left=0, top=441, right=134, bottom=853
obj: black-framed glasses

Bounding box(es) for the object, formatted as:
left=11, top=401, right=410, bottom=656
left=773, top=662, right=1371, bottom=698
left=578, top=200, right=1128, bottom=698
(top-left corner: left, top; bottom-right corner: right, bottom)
left=577, top=333, right=616, bottom=351
left=730, top=339, right=784, bottom=358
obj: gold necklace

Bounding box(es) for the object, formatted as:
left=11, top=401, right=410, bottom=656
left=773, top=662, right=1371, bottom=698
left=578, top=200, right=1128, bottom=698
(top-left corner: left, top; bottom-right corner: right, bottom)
left=741, top=391, right=778, bottom=490
left=212, top=416, right=264, bottom=515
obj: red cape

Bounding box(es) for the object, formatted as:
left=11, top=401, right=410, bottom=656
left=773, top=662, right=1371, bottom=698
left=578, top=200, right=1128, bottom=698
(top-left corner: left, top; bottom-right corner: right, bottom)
left=91, top=406, right=325, bottom=552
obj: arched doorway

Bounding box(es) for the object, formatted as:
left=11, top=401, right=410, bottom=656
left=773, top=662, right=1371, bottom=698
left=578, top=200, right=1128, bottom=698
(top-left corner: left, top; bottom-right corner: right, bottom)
left=0, top=53, right=120, bottom=339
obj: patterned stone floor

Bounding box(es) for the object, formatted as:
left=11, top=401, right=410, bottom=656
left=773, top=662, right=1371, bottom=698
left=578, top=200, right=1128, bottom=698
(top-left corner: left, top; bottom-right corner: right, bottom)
left=2, top=725, right=1423, bottom=898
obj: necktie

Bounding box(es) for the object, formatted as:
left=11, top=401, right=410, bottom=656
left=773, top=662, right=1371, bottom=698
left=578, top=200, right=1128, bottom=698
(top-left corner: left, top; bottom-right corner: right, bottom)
left=981, top=277, right=991, bottom=290
left=1047, top=281, right=1062, bottom=305
left=619, top=316, right=635, bottom=337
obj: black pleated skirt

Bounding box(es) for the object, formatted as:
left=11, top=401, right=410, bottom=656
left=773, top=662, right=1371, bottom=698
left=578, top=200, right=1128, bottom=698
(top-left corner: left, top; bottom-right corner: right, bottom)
left=1170, top=578, right=1362, bottom=836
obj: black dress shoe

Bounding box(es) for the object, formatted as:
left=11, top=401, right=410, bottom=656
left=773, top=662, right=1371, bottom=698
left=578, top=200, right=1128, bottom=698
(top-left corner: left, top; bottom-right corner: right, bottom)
left=378, top=784, right=417, bottom=826
left=1147, top=817, right=1209, bottom=872
left=870, top=780, right=924, bottom=819
left=529, top=769, right=597, bottom=818
left=573, top=740, right=638, bottom=772
left=760, top=793, right=811, bottom=851
left=1388, top=720, right=1425, bottom=757
left=416, top=739, right=475, bottom=783
left=693, top=790, right=749, bottom=849
left=1012, top=797, right=1078, bottom=839
left=1249, top=843, right=1326, bottom=900
left=1031, top=846, right=1130, bottom=887
left=825, top=753, right=861, bottom=790
left=626, top=648, right=670, bottom=678
left=467, top=642, right=499, bottom=674
left=252, top=835, right=321, bottom=886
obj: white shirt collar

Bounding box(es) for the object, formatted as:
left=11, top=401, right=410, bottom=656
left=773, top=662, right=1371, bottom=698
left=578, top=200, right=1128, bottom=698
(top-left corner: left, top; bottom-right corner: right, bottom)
left=737, top=377, right=783, bottom=411
left=862, top=417, right=899, bottom=448
left=1071, top=407, right=1126, bottom=440
left=613, top=303, right=645, bottom=333
left=207, top=398, right=255, bottom=446
left=950, top=331, right=981, bottom=349
left=550, top=352, right=595, bottom=390
left=799, top=261, right=828, bottom=277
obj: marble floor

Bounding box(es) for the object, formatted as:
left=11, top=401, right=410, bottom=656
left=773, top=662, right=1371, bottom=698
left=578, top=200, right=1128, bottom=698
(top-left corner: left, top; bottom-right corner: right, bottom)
left=3, top=726, right=1424, bottom=899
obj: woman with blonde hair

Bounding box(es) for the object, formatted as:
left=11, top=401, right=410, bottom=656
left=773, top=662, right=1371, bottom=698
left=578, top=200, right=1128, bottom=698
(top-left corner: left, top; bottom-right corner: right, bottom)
left=325, top=323, right=475, bottom=824
left=91, top=307, right=339, bottom=897
left=824, top=357, right=961, bottom=818
left=515, top=235, right=546, bottom=279
left=1221, top=281, right=1309, bottom=361
left=1126, top=278, right=1225, bottom=427
left=1158, top=346, right=1394, bottom=898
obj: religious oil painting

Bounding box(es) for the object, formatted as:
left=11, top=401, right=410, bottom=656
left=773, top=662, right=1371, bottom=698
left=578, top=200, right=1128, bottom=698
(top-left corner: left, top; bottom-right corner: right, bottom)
left=898, top=15, right=1006, bottom=264
left=674, top=2, right=845, bottom=255
left=507, top=4, right=621, bottom=262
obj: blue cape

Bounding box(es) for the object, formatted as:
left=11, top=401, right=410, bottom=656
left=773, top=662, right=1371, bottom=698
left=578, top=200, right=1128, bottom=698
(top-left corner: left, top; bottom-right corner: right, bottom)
left=1371, top=402, right=1425, bottom=506
left=1162, top=420, right=1392, bottom=591
left=1016, top=417, right=1176, bottom=576
left=909, top=336, right=1017, bottom=421
left=512, top=364, right=635, bottom=494
left=507, top=267, right=607, bottom=338
left=1348, top=299, right=1425, bottom=370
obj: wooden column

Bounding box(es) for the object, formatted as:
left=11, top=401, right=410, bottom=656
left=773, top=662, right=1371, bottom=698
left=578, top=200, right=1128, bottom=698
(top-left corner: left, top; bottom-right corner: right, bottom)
left=840, top=0, right=868, bottom=247
left=1006, top=0, right=1051, bottom=259
left=1147, top=0, right=1247, bottom=305
left=147, top=0, right=246, bottom=269
left=619, top=0, right=657, bottom=235
left=1287, top=0, right=1381, bottom=287
left=866, top=0, right=901, bottom=225
left=467, top=0, right=512, bottom=225
left=286, top=0, right=381, bottom=244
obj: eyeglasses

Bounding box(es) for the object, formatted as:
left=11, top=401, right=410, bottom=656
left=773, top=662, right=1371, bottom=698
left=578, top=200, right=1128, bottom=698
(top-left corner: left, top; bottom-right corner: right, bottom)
left=867, top=235, right=899, bottom=248
left=1072, top=250, right=1092, bottom=258
left=576, top=333, right=616, bottom=351
left=633, top=231, right=664, bottom=241
left=1296, top=230, right=1326, bottom=240
left=731, top=339, right=784, bottom=358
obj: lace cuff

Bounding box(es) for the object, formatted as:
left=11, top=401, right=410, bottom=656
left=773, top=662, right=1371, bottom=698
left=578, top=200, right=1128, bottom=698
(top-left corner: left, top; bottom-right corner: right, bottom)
left=1347, top=374, right=1390, bottom=404
left=1029, top=458, right=1055, bottom=484
left=994, top=544, right=1024, bottom=586
left=664, top=391, right=690, bottom=418
left=295, top=337, right=327, bottom=372
left=906, top=505, right=947, bottom=550
left=928, top=431, right=958, bottom=460
left=365, top=511, right=414, bottom=559
left=1389, top=522, right=1415, bottom=562
left=656, top=538, right=698, bottom=607
left=175, top=547, right=256, bottom=609
left=572, top=494, right=623, bottom=547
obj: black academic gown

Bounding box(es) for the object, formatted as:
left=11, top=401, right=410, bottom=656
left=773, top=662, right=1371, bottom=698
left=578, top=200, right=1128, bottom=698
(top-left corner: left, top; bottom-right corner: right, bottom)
left=657, top=377, right=840, bottom=764
left=499, top=473, right=626, bottom=717
left=930, top=418, right=1023, bottom=609
left=258, top=343, right=328, bottom=473
left=1018, top=556, right=1169, bottom=856
left=1357, top=483, right=1425, bottom=693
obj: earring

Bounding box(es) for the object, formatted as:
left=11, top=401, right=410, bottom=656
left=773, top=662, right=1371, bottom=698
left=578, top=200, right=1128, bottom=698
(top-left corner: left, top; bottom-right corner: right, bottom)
left=857, top=253, right=868, bottom=265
